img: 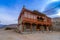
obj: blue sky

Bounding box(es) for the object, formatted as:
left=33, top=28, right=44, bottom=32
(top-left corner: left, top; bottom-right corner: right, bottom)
left=0, top=0, right=60, bottom=25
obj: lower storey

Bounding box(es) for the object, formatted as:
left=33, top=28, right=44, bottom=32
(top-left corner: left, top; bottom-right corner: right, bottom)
left=18, top=23, right=52, bottom=33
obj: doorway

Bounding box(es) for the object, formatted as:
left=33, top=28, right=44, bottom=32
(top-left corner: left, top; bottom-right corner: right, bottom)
left=36, top=24, right=41, bottom=31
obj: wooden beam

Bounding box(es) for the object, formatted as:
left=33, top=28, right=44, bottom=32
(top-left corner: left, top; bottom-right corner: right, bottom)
left=30, top=23, right=32, bottom=32
left=22, top=23, right=24, bottom=32
left=46, top=27, right=49, bottom=31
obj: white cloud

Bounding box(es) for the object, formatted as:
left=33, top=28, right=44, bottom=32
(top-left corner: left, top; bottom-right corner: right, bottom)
left=0, top=6, right=18, bottom=25
left=0, top=14, right=17, bottom=25
left=57, top=9, right=60, bottom=16
left=41, top=0, right=60, bottom=12
left=51, top=0, right=59, bottom=1
left=48, top=0, right=60, bottom=3
left=48, top=9, right=60, bottom=18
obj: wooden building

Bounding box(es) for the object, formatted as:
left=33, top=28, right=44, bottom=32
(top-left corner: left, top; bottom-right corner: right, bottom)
left=17, top=7, right=52, bottom=33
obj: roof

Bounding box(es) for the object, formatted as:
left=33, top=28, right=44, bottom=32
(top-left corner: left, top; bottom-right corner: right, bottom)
left=18, top=7, right=48, bottom=20
left=33, top=10, right=46, bottom=16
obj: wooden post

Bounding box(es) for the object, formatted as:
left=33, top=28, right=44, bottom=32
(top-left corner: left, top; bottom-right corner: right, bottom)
left=46, top=27, right=49, bottom=31
left=40, top=26, right=44, bottom=32
left=22, top=23, right=24, bottom=32
left=30, top=23, right=32, bottom=32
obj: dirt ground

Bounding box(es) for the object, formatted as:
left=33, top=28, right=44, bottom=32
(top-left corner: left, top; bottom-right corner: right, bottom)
left=0, top=29, right=60, bottom=40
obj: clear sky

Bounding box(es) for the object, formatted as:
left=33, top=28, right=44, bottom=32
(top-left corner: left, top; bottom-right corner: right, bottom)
left=0, top=0, right=60, bottom=25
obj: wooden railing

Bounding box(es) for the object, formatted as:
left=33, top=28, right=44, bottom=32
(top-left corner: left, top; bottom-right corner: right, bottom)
left=22, top=17, right=51, bottom=25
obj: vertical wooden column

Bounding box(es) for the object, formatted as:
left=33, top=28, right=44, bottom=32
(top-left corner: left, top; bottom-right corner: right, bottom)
left=36, top=24, right=38, bottom=31
left=30, top=23, right=32, bottom=32
left=22, top=23, right=24, bottom=32
left=46, top=27, right=49, bottom=31
left=40, top=26, right=44, bottom=32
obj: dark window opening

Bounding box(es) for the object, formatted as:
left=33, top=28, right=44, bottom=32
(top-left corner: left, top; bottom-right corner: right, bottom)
left=25, top=23, right=31, bottom=29
left=37, top=17, right=44, bottom=21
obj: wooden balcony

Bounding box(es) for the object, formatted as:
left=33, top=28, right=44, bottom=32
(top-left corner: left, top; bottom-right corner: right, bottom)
left=22, top=17, right=51, bottom=26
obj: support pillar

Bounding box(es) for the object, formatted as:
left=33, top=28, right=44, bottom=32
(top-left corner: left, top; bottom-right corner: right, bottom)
left=46, top=27, right=49, bottom=31
left=40, top=26, right=44, bottom=32
left=22, top=23, right=24, bottom=32
left=30, top=23, right=32, bottom=32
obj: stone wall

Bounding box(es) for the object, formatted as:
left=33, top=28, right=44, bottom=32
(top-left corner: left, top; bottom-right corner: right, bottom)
left=52, top=22, right=60, bottom=31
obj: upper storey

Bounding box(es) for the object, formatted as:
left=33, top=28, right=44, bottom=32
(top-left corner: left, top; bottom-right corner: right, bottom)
left=23, top=10, right=47, bottom=22
left=18, top=7, right=52, bottom=25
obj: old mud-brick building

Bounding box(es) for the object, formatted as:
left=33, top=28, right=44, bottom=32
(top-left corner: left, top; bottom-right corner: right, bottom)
left=17, top=7, right=52, bottom=33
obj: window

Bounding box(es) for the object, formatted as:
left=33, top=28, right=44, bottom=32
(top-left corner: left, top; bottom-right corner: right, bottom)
left=30, top=14, right=33, bottom=19
left=44, top=17, right=46, bottom=21
left=37, top=17, right=44, bottom=21
left=27, top=13, right=31, bottom=18
left=34, top=16, right=36, bottom=19
left=24, top=12, right=27, bottom=17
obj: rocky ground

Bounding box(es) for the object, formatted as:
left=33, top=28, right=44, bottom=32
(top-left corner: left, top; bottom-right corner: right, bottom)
left=0, top=29, right=60, bottom=40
